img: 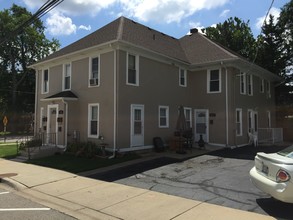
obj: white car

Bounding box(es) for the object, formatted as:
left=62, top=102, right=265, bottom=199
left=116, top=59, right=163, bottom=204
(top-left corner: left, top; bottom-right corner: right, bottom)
left=250, top=145, right=293, bottom=203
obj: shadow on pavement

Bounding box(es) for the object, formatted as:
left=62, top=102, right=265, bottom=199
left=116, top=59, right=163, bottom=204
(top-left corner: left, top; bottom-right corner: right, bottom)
left=207, top=145, right=289, bottom=160
left=256, top=197, right=293, bottom=220
left=89, top=157, right=180, bottom=182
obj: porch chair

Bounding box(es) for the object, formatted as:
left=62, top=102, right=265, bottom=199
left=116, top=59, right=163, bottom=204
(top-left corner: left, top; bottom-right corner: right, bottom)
left=248, top=131, right=258, bottom=147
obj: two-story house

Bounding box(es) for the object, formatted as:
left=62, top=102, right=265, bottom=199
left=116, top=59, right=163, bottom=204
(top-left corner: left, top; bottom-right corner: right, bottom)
left=30, top=16, right=281, bottom=153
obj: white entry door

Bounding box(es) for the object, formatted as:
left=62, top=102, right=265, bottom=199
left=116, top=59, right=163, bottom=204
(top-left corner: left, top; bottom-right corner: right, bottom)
left=47, top=104, right=58, bottom=145
left=194, top=109, right=209, bottom=142
left=130, top=104, right=144, bottom=147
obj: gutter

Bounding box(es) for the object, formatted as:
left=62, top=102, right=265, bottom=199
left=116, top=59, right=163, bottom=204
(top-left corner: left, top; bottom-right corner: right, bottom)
left=33, top=69, right=38, bottom=136
left=221, top=62, right=229, bottom=147
left=109, top=47, right=117, bottom=159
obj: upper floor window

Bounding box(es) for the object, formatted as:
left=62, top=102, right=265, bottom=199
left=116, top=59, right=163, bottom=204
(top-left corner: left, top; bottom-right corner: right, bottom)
left=159, top=106, right=169, bottom=128
left=240, top=72, right=246, bottom=94
left=127, top=53, right=139, bottom=86
left=207, top=69, right=221, bottom=93
left=236, top=108, right=242, bottom=136
left=184, top=107, right=192, bottom=129
left=89, top=56, right=100, bottom=87
left=88, top=103, right=99, bottom=138
left=260, top=78, right=264, bottom=93
left=63, top=63, right=71, bottom=91
left=179, top=68, right=187, bottom=87
left=42, top=69, right=49, bottom=94
left=247, top=74, right=253, bottom=96
left=266, top=80, right=271, bottom=98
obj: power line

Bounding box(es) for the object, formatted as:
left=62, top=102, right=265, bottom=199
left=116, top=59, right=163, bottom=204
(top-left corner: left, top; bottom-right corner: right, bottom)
left=0, top=0, right=63, bottom=46
left=252, top=0, right=275, bottom=64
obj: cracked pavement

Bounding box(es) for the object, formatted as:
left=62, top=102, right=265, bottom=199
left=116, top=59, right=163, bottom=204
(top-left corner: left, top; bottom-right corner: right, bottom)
left=114, top=155, right=273, bottom=216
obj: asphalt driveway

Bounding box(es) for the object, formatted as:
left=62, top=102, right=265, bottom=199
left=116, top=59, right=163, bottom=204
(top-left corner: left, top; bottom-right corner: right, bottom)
left=89, top=144, right=293, bottom=220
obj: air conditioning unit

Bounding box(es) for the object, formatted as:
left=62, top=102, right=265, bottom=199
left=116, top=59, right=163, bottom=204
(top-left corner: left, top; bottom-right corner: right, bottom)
left=89, top=78, right=98, bottom=86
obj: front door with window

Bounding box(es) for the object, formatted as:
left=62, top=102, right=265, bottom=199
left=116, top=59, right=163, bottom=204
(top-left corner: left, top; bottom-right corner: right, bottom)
left=194, top=109, right=209, bottom=143
left=47, top=105, right=58, bottom=145
left=130, top=104, right=144, bottom=147
left=248, top=110, right=258, bottom=133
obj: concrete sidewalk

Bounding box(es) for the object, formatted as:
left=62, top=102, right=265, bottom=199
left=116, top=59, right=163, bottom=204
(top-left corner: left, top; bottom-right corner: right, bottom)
left=0, top=158, right=275, bottom=220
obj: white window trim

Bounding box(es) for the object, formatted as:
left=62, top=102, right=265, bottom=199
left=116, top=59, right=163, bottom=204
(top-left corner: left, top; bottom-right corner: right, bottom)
left=126, top=53, right=139, bottom=86
left=207, top=68, right=221, bottom=93
left=247, top=74, right=253, bottom=96
left=260, top=78, right=264, bottom=93
left=88, top=103, right=99, bottom=138
left=184, top=107, right=192, bottom=128
left=240, top=72, right=246, bottom=95
left=236, top=108, right=242, bottom=136
left=267, top=111, right=271, bottom=128
left=62, top=63, right=71, bottom=91
left=89, top=56, right=100, bottom=87
left=266, top=80, right=271, bottom=98
left=179, top=68, right=187, bottom=87
left=41, top=69, right=49, bottom=94
left=159, top=105, right=169, bottom=128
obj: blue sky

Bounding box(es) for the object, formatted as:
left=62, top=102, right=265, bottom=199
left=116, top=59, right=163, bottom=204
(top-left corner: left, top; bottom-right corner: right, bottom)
left=0, top=0, right=290, bottom=48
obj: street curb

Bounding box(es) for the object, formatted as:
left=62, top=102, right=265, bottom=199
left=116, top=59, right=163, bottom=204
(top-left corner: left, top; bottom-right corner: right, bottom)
left=0, top=177, right=27, bottom=191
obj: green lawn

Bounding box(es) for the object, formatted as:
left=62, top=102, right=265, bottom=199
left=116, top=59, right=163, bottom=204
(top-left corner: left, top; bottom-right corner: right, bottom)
left=28, top=153, right=141, bottom=174
left=0, top=142, right=18, bottom=158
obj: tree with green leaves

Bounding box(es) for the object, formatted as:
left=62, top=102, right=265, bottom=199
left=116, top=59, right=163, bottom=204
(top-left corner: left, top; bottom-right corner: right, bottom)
left=202, top=17, right=256, bottom=60
left=0, top=4, right=60, bottom=114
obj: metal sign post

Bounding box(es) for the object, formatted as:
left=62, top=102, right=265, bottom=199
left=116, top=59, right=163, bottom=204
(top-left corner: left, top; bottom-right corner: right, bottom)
left=3, top=116, right=8, bottom=143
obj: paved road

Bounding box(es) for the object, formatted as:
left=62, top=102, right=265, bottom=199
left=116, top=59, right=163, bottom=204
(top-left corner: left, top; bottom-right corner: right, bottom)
left=89, top=145, right=293, bottom=220
left=0, top=187, right=76, bottom=220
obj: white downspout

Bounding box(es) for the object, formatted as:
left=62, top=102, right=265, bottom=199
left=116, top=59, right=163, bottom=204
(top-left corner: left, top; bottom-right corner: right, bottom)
left=109, top=48, right=117, bottom=159
left=34, top=68, right=38, bottom=136
left=221, top=62, right=229, bottom=147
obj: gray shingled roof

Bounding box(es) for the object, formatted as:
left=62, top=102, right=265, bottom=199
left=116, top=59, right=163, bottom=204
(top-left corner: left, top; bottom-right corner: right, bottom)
left=34, top=16, right=188, bottom=65
left=31, top=16, right=281, bottom=82
left=179, top=33, right=238, bottom=65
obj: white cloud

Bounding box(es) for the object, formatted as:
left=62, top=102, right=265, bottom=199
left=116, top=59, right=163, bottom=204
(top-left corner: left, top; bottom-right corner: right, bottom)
left=78, top=25, right=92, bottom=31
left=188, top=21, right=205, bottom=34
left=255, top=7, right=281, bottom=29
left=120, top=0, right=231, bottom=23
left=46, top=12, right=77, bottom=36
left=220, top=9, right=230, bottom=17
left=23, top=0, right=231, bottom=24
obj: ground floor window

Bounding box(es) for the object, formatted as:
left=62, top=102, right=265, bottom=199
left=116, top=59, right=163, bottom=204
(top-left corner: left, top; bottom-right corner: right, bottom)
left=88, top=103, right=99, bottom=138
left=159, top=105, right=169, bottom=128
left=184, top=107, right=192, bottom=129
left=236, top=108, right=242, bottom=136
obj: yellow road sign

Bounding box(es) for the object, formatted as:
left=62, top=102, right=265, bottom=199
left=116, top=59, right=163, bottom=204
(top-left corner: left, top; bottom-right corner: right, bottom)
left=3, top=116, right=8, bottom=126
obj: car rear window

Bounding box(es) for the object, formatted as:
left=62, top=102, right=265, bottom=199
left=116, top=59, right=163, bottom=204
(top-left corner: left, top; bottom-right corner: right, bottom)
left=277, top=145, right=293, bottom=158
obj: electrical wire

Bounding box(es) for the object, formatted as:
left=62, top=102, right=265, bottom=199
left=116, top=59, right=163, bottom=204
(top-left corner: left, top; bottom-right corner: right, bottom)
left=0, top=0, right=63, bottom=45
left=252, top=0, right=275, bottom=64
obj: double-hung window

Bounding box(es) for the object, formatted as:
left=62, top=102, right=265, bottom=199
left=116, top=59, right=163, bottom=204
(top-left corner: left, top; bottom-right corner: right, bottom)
left=266, top=80, right=271, bottom=98
left=89, top=57, right=99, bottom=86
left=179, top=68, right=187, bottom=87
left=88, top=103, right=99, bottom=138
left=260, top=78, right=264, bottom=93
left=236, top=108, right=242, bottom=136
left=247, top=74, right=253, bottom=96
left=184, top=107, right=192, bottom=129
left=127, top=53, right=139, bottom=86
left=159, top=106, right=169, bottom=128
left=42, top=69, right=49, bottom=94
left=63, top=63, right=71, bottom=90
left=207, top=69, right=221, bottom=93
left=240, top=72, right=246, bottom=94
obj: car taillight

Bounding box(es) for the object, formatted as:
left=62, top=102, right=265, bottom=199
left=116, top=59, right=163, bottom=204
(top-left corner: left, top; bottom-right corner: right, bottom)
left=276, top=169, right=291, bottom=182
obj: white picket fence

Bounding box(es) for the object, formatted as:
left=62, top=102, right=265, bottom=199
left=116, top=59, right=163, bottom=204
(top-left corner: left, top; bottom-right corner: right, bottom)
left=257, top=128, right=283, bottom=144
